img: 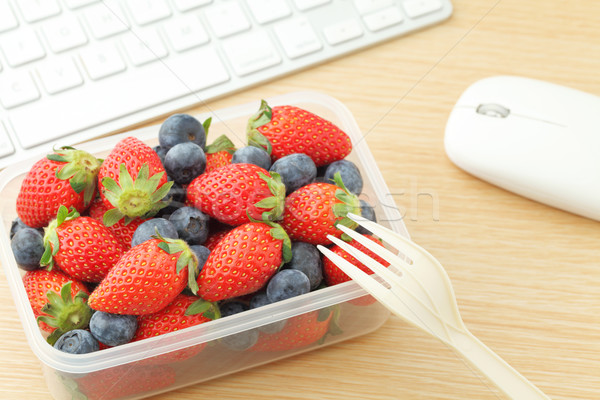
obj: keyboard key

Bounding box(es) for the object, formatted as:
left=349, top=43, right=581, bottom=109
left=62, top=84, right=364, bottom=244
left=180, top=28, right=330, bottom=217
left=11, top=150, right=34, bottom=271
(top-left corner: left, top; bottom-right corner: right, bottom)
left=172, top=0, right=212, bottom=12
left=126, top=0, right=172, bottom=26
left=0, top=29, right=46, bottom=67
left=0, top=0, right=19, bottom=33
left=205, top=2, right=251, bottom=38
left=63, top=0, right=101, bottom=9
left=16, top=0, right=62, bottom=23
left=121, top=29, right=168, bottom=65
left=353, top=0, right=393, bottom=15
left=273, top=17, right=321, bottom=59
left=10, top=47, right=229, bottom=149
left=362, top=6, right=404, bottom=31
left=323, top=19, right=363, bottom=45
left=292, top=0, right=331, bottom=11
left=0, top=71, right=40, bottom=109
left=41, top=15, right=89, bottom=53
left=80, top=43, right=127, bottom=80
left=83, top=1, right=130, bottom=39
left=246, top=0, right=292, bottom=24
left=0, top=121, right=15, bottom=158
left=222, top=30, right=281, bottom=76
left=403, top=0, right=443, bottom=18
left=36, top=57, right=83, bottom=94
left=162, top=14, right=209, bottom=52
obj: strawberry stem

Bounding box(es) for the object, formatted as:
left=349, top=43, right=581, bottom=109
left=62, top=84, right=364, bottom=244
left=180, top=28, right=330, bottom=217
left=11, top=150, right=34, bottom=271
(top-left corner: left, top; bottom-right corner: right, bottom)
left=101, top=163, right=173, bottom=226
left=40, top=206, right=80, bottom=269
left=155, top=234, right=199, bottom=295
left=330, top=172, right=362, bottom=240
left=37, top=282, right=93, bottom=345
left=246, top=99, right=273, bottom=155
left=48, top=146, right=102, bottom=207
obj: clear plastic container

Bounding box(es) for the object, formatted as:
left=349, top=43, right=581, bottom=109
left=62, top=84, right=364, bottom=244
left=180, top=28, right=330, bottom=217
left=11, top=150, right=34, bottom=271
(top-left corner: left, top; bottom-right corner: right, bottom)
left=0, top=92, right=408, bottom=400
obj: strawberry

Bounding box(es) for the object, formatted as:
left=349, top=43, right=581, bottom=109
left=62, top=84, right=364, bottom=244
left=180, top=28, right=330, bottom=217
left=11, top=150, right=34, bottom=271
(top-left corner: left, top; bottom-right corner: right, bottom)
left=187, top=163, right=285, bottom=226
left=16, top=146, right=101, bottom=228
left=247, top=100, right=352, bottom=167
left=23, top=269, right=92, bottom=344
left=132, top=294, right=219, bottom=363
left=88, top=195, right=144, bottom=249
left=203, top=228, right=231, bottom=251
left=322, top=234, right=390, bottom=286
left=63, top=364, right=176, bottom=400
left=196, top=221, right=292, bottom=302
left=205, top=134, right=236, bottom=173
left=88, top=236, right=198, bottom=315
left=41, top=206, right=125, bottom=283
left=280, top=173, right=361, bottom=245
left=98, top=136, right=173, bottom=227
left=251, top=308, right=340, bottom=352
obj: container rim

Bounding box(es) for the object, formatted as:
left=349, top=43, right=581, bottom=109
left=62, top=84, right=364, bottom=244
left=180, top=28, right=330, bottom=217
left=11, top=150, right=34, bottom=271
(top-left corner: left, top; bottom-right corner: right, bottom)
left=0, top=91, right=408, bottom=374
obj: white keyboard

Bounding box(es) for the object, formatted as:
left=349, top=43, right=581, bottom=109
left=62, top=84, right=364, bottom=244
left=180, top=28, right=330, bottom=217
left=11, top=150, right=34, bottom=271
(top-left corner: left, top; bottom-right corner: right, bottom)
left=0, top=0, right=452, bottom=168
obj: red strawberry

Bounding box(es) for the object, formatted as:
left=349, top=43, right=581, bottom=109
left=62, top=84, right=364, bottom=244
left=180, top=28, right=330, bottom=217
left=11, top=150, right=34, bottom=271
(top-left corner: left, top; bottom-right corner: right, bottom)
left=88, top=195, right=144, bottom=249
left=251, top=308, right=339, bottom=352
left=280, top=173, right=361, bottom=245
left=64, top=364, right=176, bottom=400
left=98, top=136, right=173, bottom=226
left=205, top=134, right=236, bottom=173
left=323, top=234, right=390, bottom=306
left=196, top=221, right=292, bottom=302
left=16, top=146, right=101, bottom=228
left=23, top=269, right=92, bottom=344
left=322, top=234, right=390, bottom=286
left=132, top=294, right=219, bottom=363
left=88, top=236, right=198, bottom=315
left=187, top=163, right=285, bottom=226
left=203, top=228, right=231, bottom=251
left=41, top=206, right=125, bottom=283
left=247, top=100, right=352, bottom=167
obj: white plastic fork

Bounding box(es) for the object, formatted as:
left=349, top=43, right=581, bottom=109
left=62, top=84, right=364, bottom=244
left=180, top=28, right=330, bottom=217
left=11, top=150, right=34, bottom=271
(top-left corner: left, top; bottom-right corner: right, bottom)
left=317, top=214, right=550, bottom=400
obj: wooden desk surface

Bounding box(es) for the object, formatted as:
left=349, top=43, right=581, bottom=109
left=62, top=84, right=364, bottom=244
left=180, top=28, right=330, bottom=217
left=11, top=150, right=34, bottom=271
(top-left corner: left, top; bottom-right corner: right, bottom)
left=1, top=0, right=599, bottom=399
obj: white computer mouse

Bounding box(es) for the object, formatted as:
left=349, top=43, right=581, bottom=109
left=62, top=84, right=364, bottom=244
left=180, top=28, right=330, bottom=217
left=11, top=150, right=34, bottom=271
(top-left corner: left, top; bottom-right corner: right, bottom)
left=444, top=75, right=600, bottom=221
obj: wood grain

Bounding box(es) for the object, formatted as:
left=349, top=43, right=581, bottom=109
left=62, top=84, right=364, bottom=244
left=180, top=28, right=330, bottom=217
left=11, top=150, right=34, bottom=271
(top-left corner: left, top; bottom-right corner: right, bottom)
left=1, top=0, right=599, bottom=399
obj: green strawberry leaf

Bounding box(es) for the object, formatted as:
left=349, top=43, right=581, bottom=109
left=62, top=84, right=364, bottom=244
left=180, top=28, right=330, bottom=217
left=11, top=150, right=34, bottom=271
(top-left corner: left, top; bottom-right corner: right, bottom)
left=156, top=233, right=199, bottom=295
left=253, top=171, right=285, bottom=221
left=185, top=299, right=221, bottom=320
left=206, top=134, right=236, bottom=154
left=247, top=100, right=274, bottom=155
left=203, top=117, right=212, bottom=136
left=50, top=147, right=101, bottom=206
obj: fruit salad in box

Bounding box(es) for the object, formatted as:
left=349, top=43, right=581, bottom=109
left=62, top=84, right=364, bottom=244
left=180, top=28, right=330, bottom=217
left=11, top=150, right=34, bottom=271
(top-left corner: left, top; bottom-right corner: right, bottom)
left=0, top=92, right=407, bottom=400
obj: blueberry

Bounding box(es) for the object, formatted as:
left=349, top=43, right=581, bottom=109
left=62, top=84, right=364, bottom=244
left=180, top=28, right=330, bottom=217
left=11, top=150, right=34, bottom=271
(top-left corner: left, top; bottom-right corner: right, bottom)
left=270, top=153, right=317, bottom=194
left=249, top=292, right=271, bottom=309
left=153, top=145, right=168, bottom=165
left=157, top=180, right=187, bottom=218
left=11, top=227, right=45, bottom=271
left=54, top=329, right=99, bottom=354
left=169, top=207, right=209, bottom=245
left=10, top=217, right=39, bottom=239
left=189, top=245, right=210, bottom=275
left=284, top=242, right=322, bottom=290
left=249, top=292, right=286, bottom=334
left=324, top=160, right=363, bottom=195
left=356, top=199, right=378, bottom=235
left=163, top=142, right=206, bottom=184
left=266, top=269, right=311, bottom=303
left=231, top=146, right=271, bottom=170
left=220, top=301, right=249, bottom=318
left=89, top=311, right=137, bottom=347
left=158, top=114, right=206, bottom=151
left=131, top=218, right=178, bottom=247
left=220, top=328, right=259, bottom=351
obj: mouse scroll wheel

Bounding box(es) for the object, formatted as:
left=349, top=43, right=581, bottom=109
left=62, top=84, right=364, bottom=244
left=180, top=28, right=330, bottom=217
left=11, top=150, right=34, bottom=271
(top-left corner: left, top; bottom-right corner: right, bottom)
left=476, top=103, right=510, bottom=118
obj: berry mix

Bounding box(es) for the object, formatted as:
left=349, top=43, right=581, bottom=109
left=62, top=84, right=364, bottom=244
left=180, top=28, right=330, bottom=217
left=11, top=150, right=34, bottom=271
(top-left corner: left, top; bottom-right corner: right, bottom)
left=10, top=100, right=391, bottom=361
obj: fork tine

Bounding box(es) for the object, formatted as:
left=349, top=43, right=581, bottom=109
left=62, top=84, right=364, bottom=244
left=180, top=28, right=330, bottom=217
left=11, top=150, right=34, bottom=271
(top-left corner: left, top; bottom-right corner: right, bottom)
left=327, top=231, right=405, bottom=290
left=347, top=213, right=423, bottom=262
left=317, top=245, right=396, bottom=304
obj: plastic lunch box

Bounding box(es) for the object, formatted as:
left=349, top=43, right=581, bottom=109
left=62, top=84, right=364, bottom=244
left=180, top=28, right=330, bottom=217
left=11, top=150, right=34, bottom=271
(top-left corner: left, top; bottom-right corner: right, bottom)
left=0, top=92, right=408, bottom=400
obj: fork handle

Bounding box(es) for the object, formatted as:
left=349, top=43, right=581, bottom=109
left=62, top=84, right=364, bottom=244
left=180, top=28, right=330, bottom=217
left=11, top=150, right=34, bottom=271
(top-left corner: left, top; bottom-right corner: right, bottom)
left=447, top=328, right=550, bottom=399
